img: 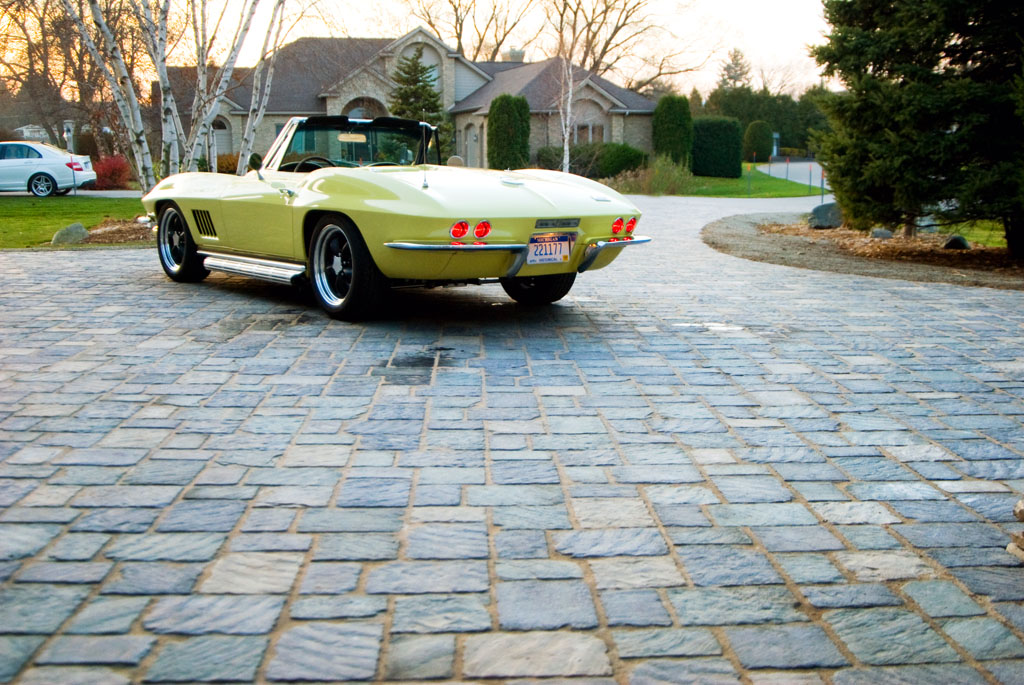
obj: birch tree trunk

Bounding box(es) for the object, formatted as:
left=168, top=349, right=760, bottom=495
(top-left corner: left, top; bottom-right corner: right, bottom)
left=237, top=0, right=287, bottom=174
left=60, top=0, right=157, bottom=190
left=185, top=0, right=262, bottom=171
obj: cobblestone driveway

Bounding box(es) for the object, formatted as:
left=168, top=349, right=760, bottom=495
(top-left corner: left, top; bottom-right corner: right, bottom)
left=1, top=195, right=1023, bottom=684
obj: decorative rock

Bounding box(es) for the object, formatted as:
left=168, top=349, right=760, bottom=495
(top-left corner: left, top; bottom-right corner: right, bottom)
left=871, top=228, right=893, bottom=239
left=943, top=234, right=970, bottom=249
left=51, top=222, right=88, bottom=245
left=1014, top=498, right=1024, bottom=522
left=809, top=202, right=843, bottom=229
left=462, top=631, right=612, bottom=677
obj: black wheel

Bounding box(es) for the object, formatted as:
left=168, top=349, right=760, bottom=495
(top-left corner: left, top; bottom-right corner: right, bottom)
left=500, top=273, right=576, bottom=305
left=157, top=202, right=208, bottom=282
left=55, top=188, right=72, bottom=196
left=28, top=173, right=56, bottom=197
left=308, top=215, right=386, bottom=320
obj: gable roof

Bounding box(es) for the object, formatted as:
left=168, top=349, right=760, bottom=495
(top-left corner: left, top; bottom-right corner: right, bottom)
left=451, top=58, right=655, bottom=115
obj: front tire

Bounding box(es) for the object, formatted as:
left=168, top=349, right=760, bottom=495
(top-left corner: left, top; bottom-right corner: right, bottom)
left=308, top=215, right=386, bottom=320
left=500, top=272, right=576, bottom=305
left=28, top=173, right=56, bottom=197
left=157, top=203, right=208, bottom=282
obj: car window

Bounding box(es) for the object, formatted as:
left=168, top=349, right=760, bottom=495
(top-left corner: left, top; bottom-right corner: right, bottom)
left=3, top=144, right=41, bottom=160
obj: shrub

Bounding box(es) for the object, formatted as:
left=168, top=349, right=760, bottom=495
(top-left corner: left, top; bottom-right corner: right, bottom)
left=0, top=127, right=23, bottom=141
left=778, top=146, right=810, bottom=159
left=652, top=94, right=693, bottom=167
left=217, top=153, right=240, bottom=174
left=603, top=154, right=695, bottom=196
left=487, top=94, right=531, bottom=169
left=743, top=120, right=773, bottom=162
left=535, top=142, right=642, bottom=179
left=599, top=143, right=646, bottom=178
left=692, top=116, right=742, bottom=178
left=92, top=155, right=133, bottom=190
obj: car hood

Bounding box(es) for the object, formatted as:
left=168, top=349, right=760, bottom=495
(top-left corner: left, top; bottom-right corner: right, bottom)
left=350, top=165, right=636, bottom=218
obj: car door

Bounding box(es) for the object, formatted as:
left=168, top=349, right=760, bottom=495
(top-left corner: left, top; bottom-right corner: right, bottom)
left=215, top=171, right=299, bottom=260
left=1, top=144, right=45, bottom=190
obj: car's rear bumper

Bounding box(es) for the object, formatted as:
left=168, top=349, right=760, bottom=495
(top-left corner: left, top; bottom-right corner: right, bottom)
left=384, top=236, right=651, bottom=277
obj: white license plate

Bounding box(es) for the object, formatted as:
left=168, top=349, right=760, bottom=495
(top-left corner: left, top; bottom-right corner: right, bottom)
left=527, top=233, right=575, bottom=265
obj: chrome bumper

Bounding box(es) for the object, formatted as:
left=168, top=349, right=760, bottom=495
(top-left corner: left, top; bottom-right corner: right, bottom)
left=384, top=236, right=651, bottom=277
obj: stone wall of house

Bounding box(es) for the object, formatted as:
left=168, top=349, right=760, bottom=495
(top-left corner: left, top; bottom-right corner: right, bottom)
left=622, top=114, right=653, bottom=152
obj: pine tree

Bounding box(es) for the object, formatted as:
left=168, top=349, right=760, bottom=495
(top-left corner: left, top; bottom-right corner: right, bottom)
left=390, top=46, right=444, bottom=122
left=717, top=49, right=751, bottom=90
left=389, top=45, right=453, bottom=158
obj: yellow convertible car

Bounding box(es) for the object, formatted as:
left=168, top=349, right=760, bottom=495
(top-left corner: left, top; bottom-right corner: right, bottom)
left=142, top=116, right=649, bottom=320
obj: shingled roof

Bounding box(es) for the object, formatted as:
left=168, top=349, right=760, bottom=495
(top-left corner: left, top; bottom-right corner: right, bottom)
left=452, top=57, right=656, bottom=115
left=165, top=36, right=393, bottom=117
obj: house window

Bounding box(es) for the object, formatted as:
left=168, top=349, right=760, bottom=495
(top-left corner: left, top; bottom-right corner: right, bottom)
left=574, top=124, right=604, bottom=144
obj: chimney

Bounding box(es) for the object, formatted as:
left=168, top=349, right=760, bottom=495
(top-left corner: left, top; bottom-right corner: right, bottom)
left=503, top=48, right=525, bottom=63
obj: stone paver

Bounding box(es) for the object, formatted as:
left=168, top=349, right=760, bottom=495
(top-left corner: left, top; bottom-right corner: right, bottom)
left=1, top=195, right=1023, bottom=682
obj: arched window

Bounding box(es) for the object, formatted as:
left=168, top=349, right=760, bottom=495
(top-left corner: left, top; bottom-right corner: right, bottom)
left=343, top=97, right=388, bottom=119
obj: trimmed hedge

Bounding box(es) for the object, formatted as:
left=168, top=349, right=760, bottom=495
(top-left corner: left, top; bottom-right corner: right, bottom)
left=743, top=120, right=773, bottom=162
left=487, top=94, right=531, bottom=169
left=536, top=142, right=645, bottom=179
left=692, top=116, right=742, bottom=178
left=652, top=94, right=693, bottom=167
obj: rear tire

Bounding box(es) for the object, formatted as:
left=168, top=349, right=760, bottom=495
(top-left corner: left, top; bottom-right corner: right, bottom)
left=28, top=173, right=56, bottom=197
left=500, top=272, right=576, bottom=305
left=308, top=214, right=386, bottom=320
left=157, top=202, right=209, bottom=282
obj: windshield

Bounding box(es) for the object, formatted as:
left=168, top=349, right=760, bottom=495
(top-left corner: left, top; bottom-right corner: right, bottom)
left=277, top=118, right=438, bottom=171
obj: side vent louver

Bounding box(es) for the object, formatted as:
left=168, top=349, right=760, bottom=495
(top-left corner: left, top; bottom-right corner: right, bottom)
left=192, top=209, right=218, bottom=237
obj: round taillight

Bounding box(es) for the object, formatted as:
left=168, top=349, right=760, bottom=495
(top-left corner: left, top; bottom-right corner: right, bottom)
left=450, top=220, right=469, bottom=239
left=474, top=221, right=491, bottom=238
left=626, top=217, right=637, bottom=233
left=611, top=217, right=624, bottom=234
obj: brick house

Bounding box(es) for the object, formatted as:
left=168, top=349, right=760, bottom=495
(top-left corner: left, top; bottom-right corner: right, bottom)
left=168, top=28, right=655, bottom=167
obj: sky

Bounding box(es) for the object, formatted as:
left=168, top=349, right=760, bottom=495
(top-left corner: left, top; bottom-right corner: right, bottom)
left=264, top=0, right=833, bottom=95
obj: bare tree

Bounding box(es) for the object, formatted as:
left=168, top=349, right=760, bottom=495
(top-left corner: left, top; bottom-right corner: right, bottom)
left=0, top=0, right=142, bottom=147
left=235, top=0, right=287, bottom=174
left=546, top=0, right=586, bottom=172
left=60, top=0, right=157, bottom=187
left=184, top=0, right=262, bottom=172
left=405, top=0, right=537, bottom=61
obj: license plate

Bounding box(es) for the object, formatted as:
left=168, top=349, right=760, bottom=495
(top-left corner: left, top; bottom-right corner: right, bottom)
left=527, top=232, right=575, bottom=265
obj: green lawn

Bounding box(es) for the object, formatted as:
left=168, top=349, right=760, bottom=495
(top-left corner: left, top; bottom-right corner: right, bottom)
left=0, top=196, right=143, bottom=248
left=939, top=220, right=1006, bottom=248
left=687, top=168, right=822, bottom=198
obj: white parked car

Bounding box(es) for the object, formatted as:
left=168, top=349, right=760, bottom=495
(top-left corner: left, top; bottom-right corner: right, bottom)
left=0, top=141, right=97, bottom=197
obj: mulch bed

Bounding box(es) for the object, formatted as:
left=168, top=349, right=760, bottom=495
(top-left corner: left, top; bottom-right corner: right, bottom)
left=82, top=219, right=154, bottom=245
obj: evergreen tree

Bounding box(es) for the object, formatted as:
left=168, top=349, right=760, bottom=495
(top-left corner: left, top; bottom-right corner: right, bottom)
left=390, top=46, right=443, bottom=121
left=389, top=45, right=453, bottom=157
left=717, top=49, right=751, bottom=90
left=813, top=0, right=1024, bottom=253
left=688, top=88, right=703, bottom=118
left=487, top=94, right=530, bottom=169
left=652, top=94, right=693, bottom=167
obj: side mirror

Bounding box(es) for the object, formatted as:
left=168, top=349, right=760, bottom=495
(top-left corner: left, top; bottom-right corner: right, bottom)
left=446, top=155, right=465, bottom=167
left=247, top=153, right=263, bottom=171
